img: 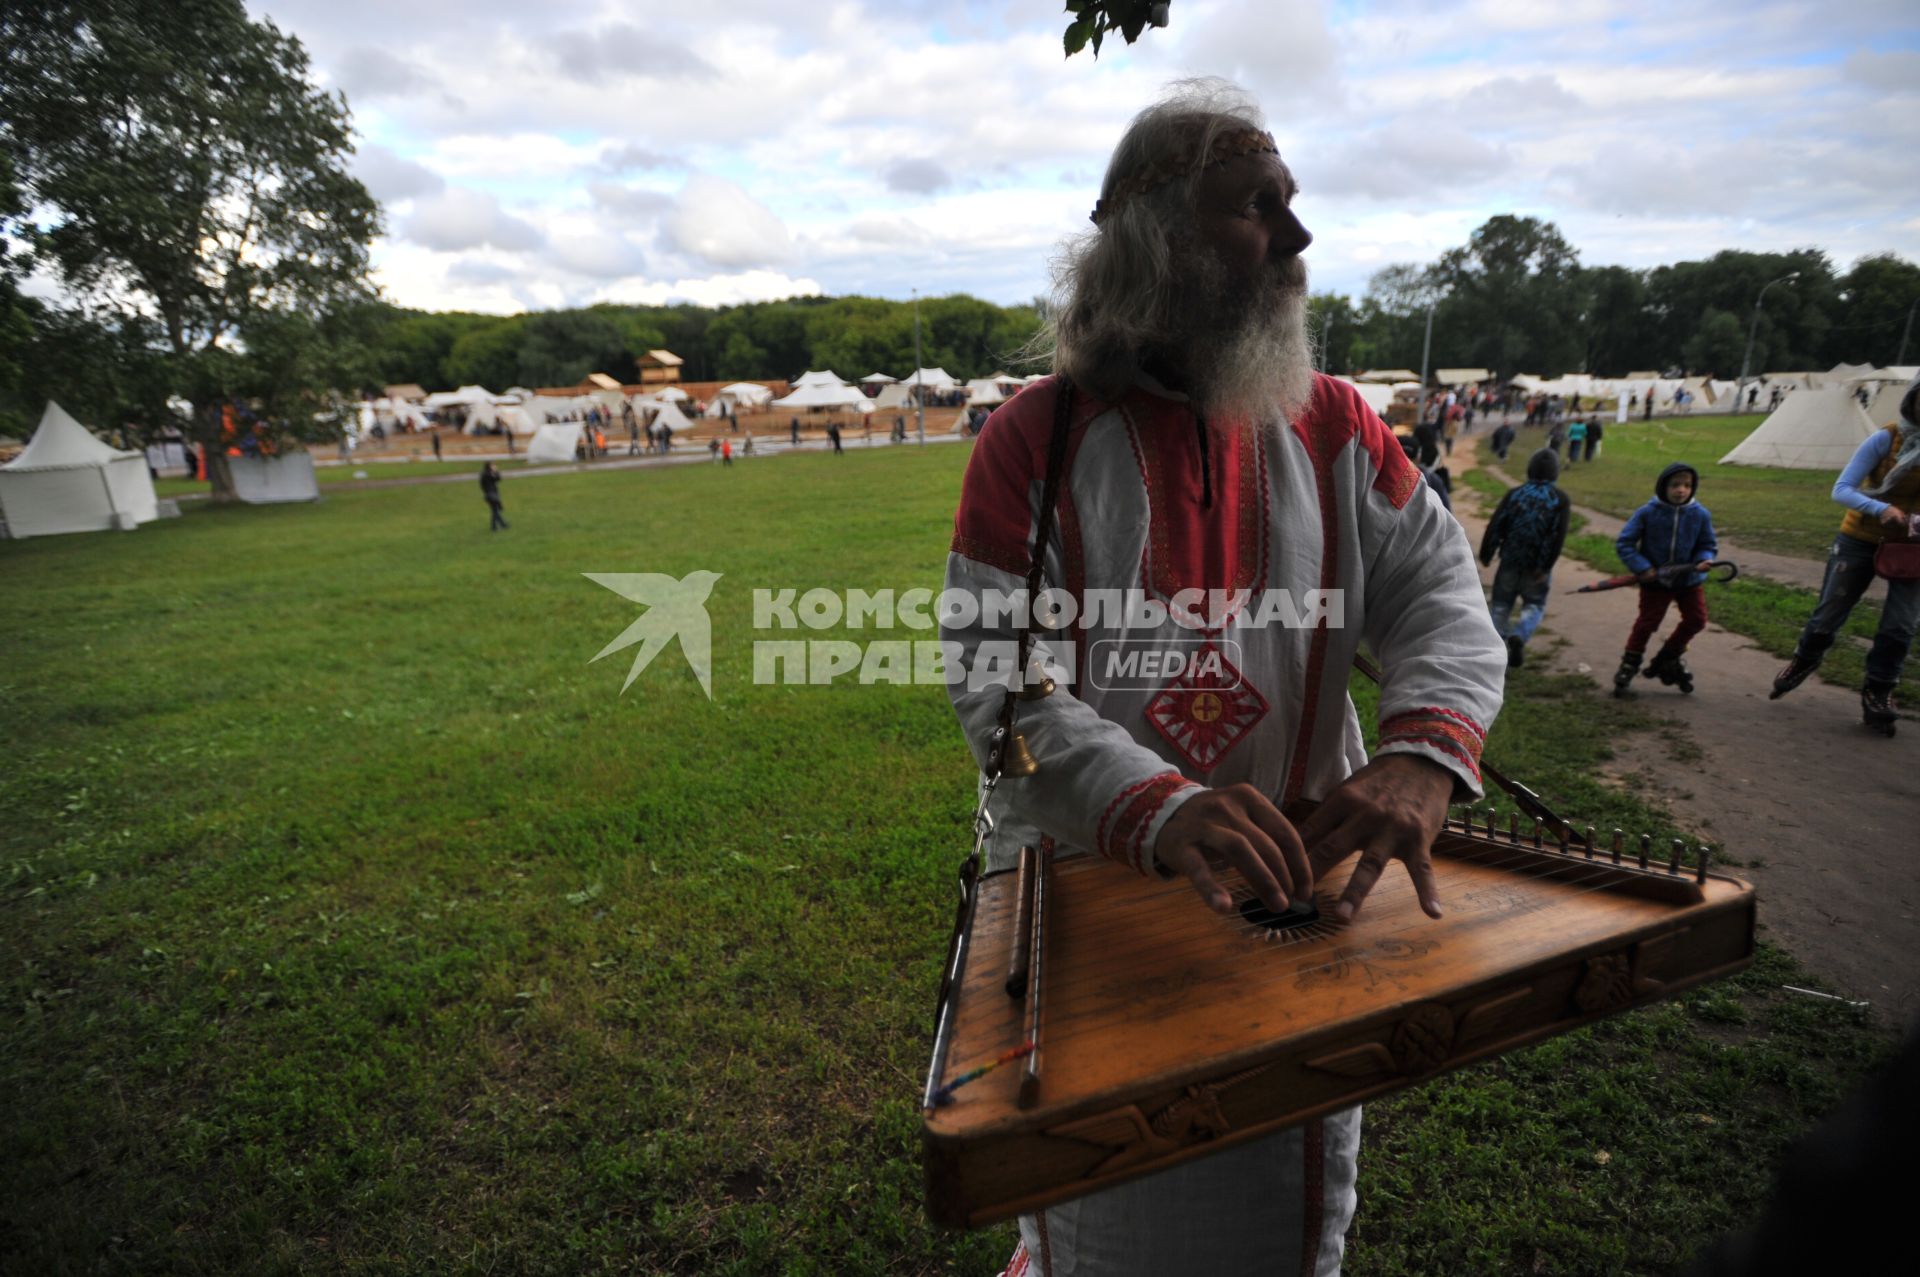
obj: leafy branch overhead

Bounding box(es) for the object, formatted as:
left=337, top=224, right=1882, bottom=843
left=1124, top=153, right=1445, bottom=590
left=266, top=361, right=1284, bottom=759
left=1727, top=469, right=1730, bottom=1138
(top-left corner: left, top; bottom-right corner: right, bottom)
left=1062, top=1, right=1171, bottom=59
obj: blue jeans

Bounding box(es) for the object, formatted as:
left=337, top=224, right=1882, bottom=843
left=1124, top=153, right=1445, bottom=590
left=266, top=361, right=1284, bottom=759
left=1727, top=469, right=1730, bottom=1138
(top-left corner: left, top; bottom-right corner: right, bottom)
left=1799, top=533, right=1919, bottom=685
left=1489, top=560, right=1552, bottom=643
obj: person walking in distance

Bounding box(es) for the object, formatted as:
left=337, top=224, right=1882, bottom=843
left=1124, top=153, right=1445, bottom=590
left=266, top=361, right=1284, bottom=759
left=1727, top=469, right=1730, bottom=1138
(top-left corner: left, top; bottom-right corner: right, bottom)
left=480, top=462, right=509, bottom=531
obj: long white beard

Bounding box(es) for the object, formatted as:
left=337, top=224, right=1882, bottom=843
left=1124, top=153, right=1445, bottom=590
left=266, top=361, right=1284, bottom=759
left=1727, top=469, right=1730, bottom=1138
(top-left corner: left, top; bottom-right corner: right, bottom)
left=1177, top=252, right=1316, bottom=429
left=1190, top=285, right=1315, bottom=427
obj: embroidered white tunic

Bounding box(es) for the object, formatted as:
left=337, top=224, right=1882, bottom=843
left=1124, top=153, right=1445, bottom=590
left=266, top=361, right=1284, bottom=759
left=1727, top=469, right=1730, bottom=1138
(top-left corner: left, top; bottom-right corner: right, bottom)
left=942, top=372, right=1506, bottom=1277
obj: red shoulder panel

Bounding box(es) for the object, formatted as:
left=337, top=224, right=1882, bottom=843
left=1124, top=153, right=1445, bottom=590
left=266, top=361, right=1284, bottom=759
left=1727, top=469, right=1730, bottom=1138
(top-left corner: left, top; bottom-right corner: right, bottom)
left=1292, top=374, right=1420, bottom=510
left=951, top=376, right=1103, bottom=572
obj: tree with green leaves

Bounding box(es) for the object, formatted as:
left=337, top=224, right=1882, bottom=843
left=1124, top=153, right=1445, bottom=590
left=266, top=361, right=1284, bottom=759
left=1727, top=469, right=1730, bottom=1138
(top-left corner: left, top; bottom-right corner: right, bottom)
left=1, top=0, right=380, bottom=500
left=1061, top=1, right=1172, bottom=58
left=1427, top=215, right=1585, bottom=378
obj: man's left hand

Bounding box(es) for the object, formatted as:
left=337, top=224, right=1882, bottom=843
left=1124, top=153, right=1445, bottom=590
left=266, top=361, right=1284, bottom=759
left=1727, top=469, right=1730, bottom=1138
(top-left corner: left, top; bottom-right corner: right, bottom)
left=1298, top=753, right=1456, bottom=922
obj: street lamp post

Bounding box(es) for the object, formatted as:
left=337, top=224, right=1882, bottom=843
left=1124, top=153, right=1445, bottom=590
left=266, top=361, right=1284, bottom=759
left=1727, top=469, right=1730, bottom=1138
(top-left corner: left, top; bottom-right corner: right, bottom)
left=1417, top=301, right=1436, bottom=420
left=1734, top=271, right=1800, bottom=414
left=1899, top=296, right=1918, bottom=368
left=912, top=289, right=926, bottom=444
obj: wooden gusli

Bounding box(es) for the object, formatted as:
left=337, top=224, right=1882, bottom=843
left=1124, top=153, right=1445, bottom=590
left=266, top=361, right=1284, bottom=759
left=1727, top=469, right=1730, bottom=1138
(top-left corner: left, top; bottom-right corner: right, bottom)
left=921, top=809, right=1755, bottom=1228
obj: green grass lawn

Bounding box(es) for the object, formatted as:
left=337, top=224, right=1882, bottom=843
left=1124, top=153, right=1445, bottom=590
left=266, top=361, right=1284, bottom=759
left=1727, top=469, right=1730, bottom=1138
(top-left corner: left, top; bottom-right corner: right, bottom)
left=154, top=456, right=544, bottom=499
left=1, top=446, right=1890, bottom=1274
left=1481, top=414, right=1848, bottom=561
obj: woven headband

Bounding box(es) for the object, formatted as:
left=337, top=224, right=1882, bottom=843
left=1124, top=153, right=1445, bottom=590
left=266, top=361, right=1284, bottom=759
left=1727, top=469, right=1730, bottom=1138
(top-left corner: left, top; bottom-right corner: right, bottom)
left=1089, top=125, right=1278, bottom=225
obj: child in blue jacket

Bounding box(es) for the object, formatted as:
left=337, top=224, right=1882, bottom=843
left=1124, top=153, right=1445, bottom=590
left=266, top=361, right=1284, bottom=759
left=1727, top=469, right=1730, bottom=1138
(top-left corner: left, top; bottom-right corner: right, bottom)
left=1612, top=462, right=1718, bottom=694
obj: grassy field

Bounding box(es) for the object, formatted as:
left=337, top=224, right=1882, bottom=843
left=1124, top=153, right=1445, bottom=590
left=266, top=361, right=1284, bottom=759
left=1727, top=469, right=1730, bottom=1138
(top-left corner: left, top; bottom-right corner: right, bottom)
left=1, top=444, right=1890, bottom=1274
left=1482, top=413, right=1850, bottom=561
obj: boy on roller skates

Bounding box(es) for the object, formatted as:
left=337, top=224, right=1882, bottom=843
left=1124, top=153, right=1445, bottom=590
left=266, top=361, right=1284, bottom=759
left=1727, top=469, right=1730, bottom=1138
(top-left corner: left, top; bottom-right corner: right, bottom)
left=1612, top=462, right=1718, bottom=696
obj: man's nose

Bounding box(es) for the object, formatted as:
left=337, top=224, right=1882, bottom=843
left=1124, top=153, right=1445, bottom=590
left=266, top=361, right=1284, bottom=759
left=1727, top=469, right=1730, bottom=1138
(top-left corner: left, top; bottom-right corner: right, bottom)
left=1270, top=206, right=1312, bottom=258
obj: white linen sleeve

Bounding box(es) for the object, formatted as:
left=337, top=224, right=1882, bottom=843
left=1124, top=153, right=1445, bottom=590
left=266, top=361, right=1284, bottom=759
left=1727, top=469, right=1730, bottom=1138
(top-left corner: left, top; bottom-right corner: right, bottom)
left=1356, top=478, right=1506, bottom=798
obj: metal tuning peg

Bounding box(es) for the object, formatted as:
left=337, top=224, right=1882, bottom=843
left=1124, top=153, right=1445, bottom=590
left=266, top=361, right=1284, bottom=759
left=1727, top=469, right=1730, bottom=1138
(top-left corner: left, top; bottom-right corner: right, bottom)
left=1018, top=675, right=1056, bottom=702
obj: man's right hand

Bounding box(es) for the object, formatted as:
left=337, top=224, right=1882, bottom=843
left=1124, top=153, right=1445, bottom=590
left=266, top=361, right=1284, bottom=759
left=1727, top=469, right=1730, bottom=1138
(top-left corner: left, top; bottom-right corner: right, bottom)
left=1153, top=783, right=1310, bottom=917
left=1879, top=506, right=1907, bottom=528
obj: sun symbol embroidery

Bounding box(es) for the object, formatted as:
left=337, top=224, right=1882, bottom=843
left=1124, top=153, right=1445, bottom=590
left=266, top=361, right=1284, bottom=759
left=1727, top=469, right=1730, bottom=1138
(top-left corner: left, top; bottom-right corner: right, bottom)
left=1145, top=641, right=1269, bottom=771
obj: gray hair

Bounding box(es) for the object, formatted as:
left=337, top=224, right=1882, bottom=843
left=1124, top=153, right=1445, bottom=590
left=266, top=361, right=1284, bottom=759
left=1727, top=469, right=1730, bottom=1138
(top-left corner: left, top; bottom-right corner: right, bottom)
left=1033, top=78, right=1270, bottom=398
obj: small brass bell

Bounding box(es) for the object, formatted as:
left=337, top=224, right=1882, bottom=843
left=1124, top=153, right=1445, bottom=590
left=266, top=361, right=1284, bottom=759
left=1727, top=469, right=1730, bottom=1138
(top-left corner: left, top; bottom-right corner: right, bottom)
left=1000, top=729, right=1040, bottom=777
left=1018, top=676, right=1056, bottom=701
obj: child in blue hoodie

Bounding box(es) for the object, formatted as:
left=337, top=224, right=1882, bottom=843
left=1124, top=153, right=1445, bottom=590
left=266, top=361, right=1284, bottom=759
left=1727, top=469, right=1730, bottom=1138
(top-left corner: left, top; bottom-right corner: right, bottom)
left=1612, top=462, right=1718, bottom=694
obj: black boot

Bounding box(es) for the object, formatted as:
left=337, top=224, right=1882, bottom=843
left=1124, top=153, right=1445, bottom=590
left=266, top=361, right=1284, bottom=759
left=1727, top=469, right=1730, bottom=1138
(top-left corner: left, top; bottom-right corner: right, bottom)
left=1506, top=635, right=1525, bottom=669
left=1648, top=645, right=1693, bottom=693
left=1771, top=649, right=1822, bottom=699
left=1862, top=681, right=1898, bottom=737
left=1613, top=650, right=1642, bottom=698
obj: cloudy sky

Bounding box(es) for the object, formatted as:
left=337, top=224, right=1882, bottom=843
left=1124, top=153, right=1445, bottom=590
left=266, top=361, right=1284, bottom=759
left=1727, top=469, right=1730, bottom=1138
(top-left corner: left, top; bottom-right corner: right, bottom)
left=248, top=0, right=1920, bottom=315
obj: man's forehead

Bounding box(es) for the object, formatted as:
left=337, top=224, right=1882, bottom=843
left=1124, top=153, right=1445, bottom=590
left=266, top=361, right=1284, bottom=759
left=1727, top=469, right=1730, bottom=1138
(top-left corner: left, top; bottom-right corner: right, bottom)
left=1199, top=152, right=1295, bottom=195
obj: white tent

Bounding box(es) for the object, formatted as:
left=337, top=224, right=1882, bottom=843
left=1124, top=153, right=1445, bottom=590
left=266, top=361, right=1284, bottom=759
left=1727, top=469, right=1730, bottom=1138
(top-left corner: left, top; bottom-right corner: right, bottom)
left=228, top=453, right=319, bottom=503
left=717, top=382, right=774, bottom=407
left=466, top=403, right=537, bottom=435
left=1334, top=376, right=1394, bottom=419
left=859, top=372, right=897, bottom=384
left=0, top=402, right=160, bottom=538
left=1865, top=382, right=1910, bottom=429
left=1720, top=384, right=1877, bottom=470
left=963, top=378, right=1009, bottom=406
left=772, top=382, right=867, bottom=409
left=652, top=401, right=698, bottom=435
left=905, top=367, right=957, bottom=390
left=873, top=383, right=912, bottom=410
left=655, top=386, right=690, bottom=402
left=793, top=370, right=849, bottom=388
left=423, top=385, right=496, bottom=409
left=526, top=423, right=583, bottom=464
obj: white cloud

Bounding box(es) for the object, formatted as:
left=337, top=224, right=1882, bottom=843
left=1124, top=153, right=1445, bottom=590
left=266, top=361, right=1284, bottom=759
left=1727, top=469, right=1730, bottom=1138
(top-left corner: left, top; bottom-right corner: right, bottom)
left=353, top=143, right=444, bottom=202
left=404, top=188, right=544, bottom=253
left=242, top=0, right=1919, bottom=310
left=662, top=177, right=794, bottom=269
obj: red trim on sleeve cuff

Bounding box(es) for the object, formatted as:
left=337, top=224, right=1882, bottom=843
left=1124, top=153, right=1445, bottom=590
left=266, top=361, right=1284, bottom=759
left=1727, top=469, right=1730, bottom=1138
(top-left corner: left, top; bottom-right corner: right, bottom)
left=1096, top=772, right=1198, bottom=874
left=1379, top=708, right=1486, bottom=780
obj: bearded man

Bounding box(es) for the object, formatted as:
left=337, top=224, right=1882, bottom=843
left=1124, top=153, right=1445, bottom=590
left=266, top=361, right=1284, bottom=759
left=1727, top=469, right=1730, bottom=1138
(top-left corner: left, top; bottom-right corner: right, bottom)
left=940, top=80, right=1506, bottom=1277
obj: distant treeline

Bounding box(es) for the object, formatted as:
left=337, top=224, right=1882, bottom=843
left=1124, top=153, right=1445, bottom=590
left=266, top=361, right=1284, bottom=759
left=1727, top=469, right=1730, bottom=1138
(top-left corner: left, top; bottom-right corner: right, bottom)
left=364, top=220, right=1919, bottom=398
left=367, top=295, right=1047, bottom=393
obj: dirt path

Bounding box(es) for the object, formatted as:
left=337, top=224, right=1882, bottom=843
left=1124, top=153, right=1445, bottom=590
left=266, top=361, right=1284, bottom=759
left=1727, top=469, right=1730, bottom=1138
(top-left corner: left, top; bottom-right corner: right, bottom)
left=1449, top=439, right=1920, bottom=1026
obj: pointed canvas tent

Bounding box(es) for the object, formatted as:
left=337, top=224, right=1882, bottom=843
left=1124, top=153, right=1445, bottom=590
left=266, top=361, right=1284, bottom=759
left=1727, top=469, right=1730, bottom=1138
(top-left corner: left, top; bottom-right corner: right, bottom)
left=0, top=402, right=159, bottom=538
left=1720, top=385, right=1877, bottom=470
left=771, top=382, right=867, bottom=409
left=905, top=368, right=957, bottom=390
left=466, top=403, right=536, bottom=435
left=424, top=385, right=496, bottom=408
left=873, top=383, right=912, bottom=410
left=859, top=372, right=897, bottom=385
left=652, top=399, right=698, bottom=433
left=793, top=370, right=849, bottom=388
left=962, top=378, right=1009, bottom=406
left=716, top=382, right=774, bottom=408
left=526, top=423, right=583, bottom=464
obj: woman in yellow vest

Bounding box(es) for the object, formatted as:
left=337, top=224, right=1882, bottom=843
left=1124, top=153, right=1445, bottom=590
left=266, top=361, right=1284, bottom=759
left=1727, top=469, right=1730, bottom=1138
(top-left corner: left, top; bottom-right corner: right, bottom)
left=1771, top=374, right=1920, bottom=735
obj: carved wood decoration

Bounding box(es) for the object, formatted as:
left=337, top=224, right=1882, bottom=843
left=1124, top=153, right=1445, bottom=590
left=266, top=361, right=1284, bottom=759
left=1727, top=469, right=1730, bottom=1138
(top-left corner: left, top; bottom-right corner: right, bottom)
left=923, top=828, right=1755, bottom=1229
